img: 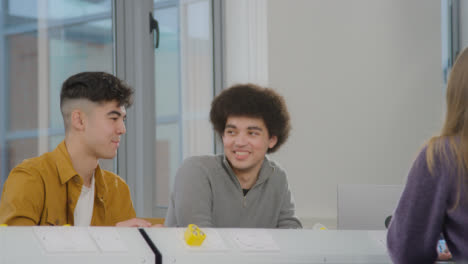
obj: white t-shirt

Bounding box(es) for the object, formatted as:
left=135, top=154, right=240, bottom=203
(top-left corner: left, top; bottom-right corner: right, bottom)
left=73, top=176, right=95, bottom=226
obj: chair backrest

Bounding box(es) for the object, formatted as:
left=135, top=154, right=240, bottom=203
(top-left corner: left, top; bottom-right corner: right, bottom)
left=337, top=184, right=403, bottom=230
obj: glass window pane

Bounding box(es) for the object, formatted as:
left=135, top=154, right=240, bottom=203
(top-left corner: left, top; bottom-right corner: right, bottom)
left=48, top=135, right=63, bottom=151
left=0, top=0, right=113, bottom=186
left=7, top=138, right=37, bottom=173
left=4, top=0, right=112, bottom=28
left=153, top=0, right=214, bottom=216
left=155, top=7, right=180, bottom=118
left=48, top=20, right=113, bottom=129
left=179, top=0, right=214, bottom=159
left=155, top=123, right=180, bottom=208
left=154, top=0, right=173, bottom=4
left=7, top=33, right=39, bottom=132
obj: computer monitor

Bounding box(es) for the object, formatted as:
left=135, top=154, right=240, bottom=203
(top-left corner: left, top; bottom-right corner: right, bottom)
left=337, top=184, right=403, bottom=230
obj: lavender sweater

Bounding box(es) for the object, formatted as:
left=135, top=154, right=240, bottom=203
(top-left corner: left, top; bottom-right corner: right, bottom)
left=387, top=145, right=468, bottom=263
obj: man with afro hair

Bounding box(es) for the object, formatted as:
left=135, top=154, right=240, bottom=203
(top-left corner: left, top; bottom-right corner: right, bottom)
left=165, top=84, right=302, bottom=228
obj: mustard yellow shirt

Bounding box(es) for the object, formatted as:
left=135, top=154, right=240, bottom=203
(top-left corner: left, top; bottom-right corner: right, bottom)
left=0, top=141, right=136, bottom=226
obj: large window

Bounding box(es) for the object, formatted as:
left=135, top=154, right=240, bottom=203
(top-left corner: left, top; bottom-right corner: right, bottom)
left=0, top=0, right=114, bottom=187
left=153, top=0, right=214, bottom=217
left=0, top=0, right=217, bottom=218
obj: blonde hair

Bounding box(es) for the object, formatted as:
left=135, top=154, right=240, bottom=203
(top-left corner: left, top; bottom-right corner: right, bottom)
left=426, top=47, right=468, bottom=209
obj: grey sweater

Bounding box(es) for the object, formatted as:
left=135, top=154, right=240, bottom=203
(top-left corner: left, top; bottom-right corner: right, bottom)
left=165, top=155, right=302, bottom=228
left=387, top=144, right=468, bottom=263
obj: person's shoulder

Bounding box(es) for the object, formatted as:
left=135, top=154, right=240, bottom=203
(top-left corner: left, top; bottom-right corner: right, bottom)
left=181, top=155, right=221, bottom=170
left=265, top=157, right=286, bottom=173
left=421, top=136, right=457, bottom=166
left=408, top=137, right=461, bottom=182
left=4, top=153, right=57, bottom=191
left=174, top=155, right=224, bottom=183
left=264, top=157, right=288, bottom=181
left=12, top=151, right=54, bottom=175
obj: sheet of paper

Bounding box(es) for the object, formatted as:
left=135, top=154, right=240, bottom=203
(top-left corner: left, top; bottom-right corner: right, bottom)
left=229, top=229, right=280, bottom=251
left=34, top=227, right=98, bottom=253
left=179, top=228, right=228, bottom=251
left=88, top=227, right=128, bottom=252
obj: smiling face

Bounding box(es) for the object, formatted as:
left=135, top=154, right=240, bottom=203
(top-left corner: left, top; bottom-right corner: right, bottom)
left=81, top=100, right=127, bottom=160
left=222, top=116, right=278, bottom=176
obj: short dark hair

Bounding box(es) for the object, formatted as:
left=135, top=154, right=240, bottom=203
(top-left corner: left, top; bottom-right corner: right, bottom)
left=210, top=83, right=291, bottom=153
left=60, top=71, right=134, bottom=109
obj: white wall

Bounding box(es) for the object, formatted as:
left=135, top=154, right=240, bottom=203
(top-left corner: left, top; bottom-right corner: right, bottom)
left=225, top=0, right=444, bottom=227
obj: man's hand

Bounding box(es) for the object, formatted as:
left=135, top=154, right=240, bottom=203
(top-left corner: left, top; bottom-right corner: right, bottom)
left=116, top=218, right=152, bottom=227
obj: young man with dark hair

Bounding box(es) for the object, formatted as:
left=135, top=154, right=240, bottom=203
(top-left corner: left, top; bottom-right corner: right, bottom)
left=0, top=72, right=151, bottom=227
left=165, top=84, right=302, bottom=228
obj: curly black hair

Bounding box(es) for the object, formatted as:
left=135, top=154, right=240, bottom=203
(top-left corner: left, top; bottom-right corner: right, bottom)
left=60, top=71, right=134, bottom=109
left=210, top=83, right=291, bottom=153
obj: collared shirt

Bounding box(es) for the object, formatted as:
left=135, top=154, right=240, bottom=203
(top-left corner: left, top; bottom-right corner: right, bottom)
left=0, top=141, right=136, bottom=226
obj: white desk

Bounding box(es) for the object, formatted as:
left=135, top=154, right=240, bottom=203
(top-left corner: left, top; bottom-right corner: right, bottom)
left=0, top=226, right=392, bottom=264
left=0, top=226, right=154, bottom=264
left=143, top=228, right=391, bottom=264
